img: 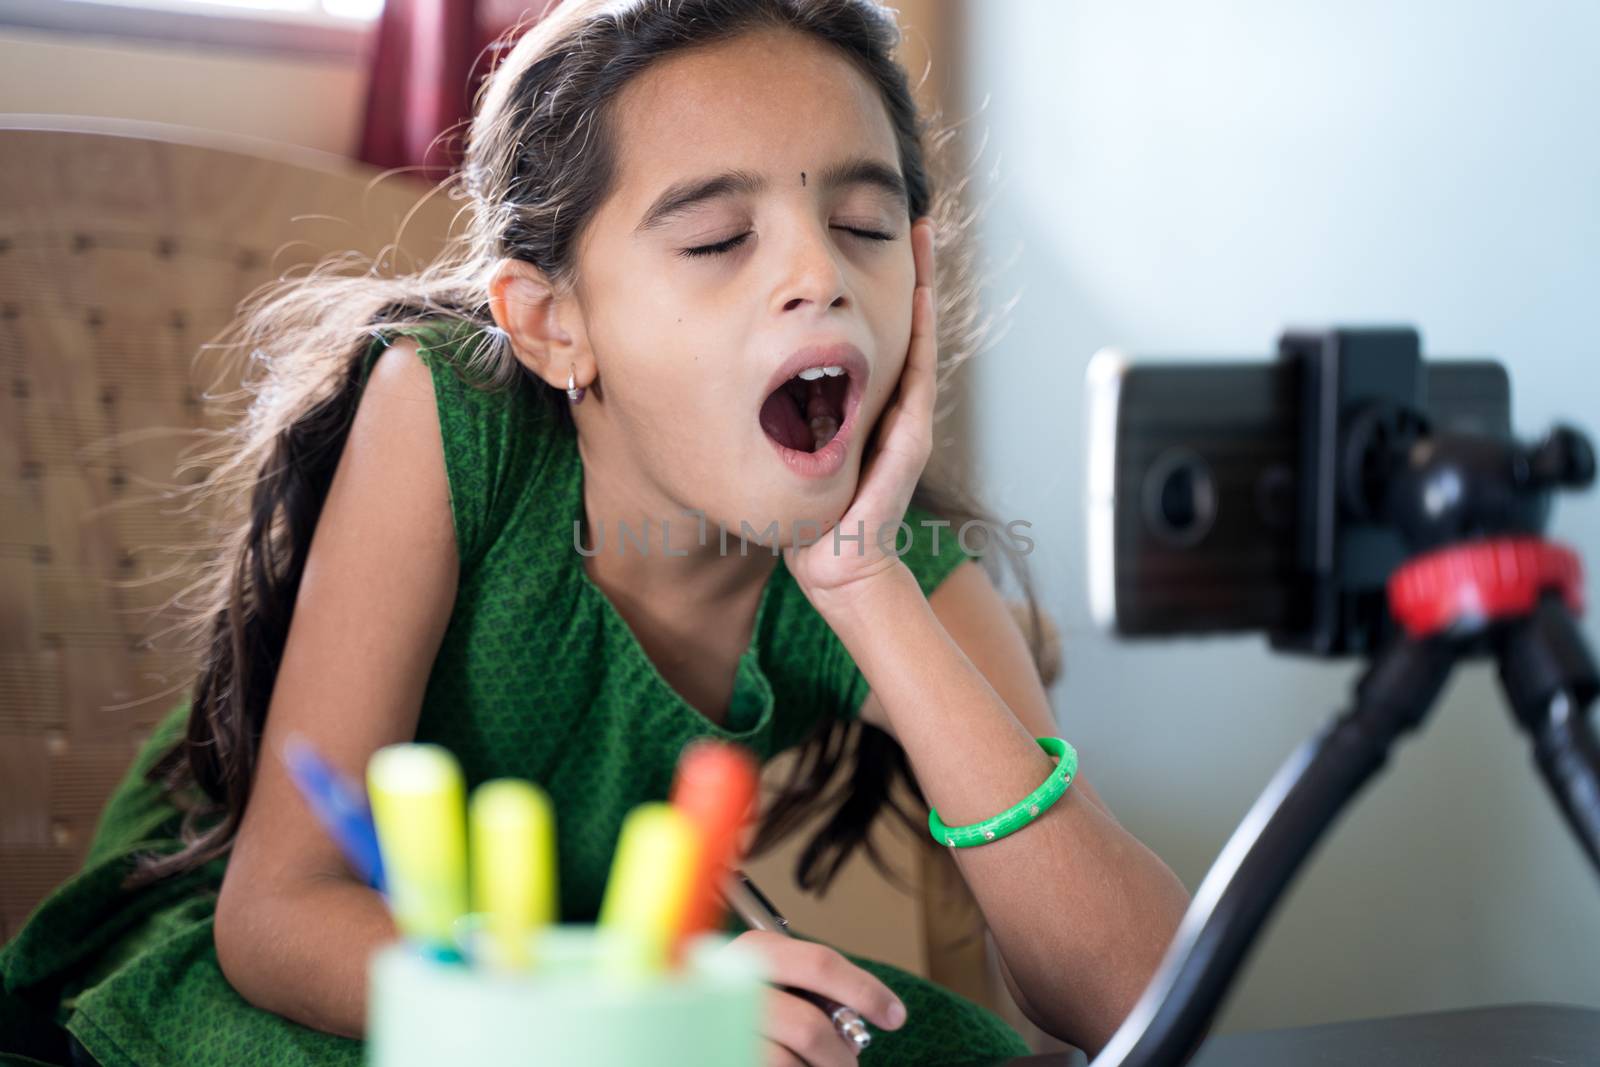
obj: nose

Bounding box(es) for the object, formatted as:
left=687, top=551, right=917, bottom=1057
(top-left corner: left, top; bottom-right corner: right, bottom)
left=775, top=219, right=850, bottom=317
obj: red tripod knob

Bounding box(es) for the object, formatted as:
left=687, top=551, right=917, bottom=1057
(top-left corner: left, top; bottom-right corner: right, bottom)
left=1388, top=537, right=1585, bottom=638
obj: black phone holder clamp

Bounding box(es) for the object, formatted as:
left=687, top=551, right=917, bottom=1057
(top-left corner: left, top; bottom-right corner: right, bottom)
left=1090, top=327, right=1598, bottom=1067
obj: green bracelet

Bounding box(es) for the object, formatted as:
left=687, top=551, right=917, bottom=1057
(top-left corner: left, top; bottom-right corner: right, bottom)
left=928, top=737, right=1078, bottom=848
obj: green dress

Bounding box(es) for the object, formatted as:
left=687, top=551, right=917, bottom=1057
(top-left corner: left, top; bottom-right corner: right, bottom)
left=0, top=318, right=1032, bottom=1067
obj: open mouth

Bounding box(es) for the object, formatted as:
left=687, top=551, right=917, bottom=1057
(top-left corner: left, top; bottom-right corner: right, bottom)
left=759, top=367, right=853, bottom=454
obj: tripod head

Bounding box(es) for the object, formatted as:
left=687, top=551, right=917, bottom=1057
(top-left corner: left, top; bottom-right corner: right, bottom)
left=1372, top=422, right=1595, bottom=550
left=1272, top=327, right=1595, bottom=656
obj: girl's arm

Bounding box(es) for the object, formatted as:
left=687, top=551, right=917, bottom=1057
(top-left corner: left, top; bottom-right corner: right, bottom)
left=814, top=558, right=1193, bottom=1058
left=213, top=337, right=458, bottom=1038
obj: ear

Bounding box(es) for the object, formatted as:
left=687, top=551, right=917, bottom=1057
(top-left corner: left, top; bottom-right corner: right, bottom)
left=486, top=258, right=589, bottom=391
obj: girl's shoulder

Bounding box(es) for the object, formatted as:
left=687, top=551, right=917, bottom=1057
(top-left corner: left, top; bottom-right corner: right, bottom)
left=361, top=317, right=572, bottom=569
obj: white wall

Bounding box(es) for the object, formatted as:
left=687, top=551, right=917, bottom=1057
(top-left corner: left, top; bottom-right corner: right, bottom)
left=963, top=0, right=1600, bottom=1037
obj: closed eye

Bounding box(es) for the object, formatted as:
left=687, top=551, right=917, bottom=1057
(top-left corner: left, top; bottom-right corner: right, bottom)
left=677, top=226, right=897, bottom=260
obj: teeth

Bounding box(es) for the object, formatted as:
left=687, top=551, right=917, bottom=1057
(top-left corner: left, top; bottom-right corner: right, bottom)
left=795, top=364, right=846, bottom=381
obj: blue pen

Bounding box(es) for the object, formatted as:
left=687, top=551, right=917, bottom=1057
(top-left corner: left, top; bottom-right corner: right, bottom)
left=281, top=732, right=387, bottom=894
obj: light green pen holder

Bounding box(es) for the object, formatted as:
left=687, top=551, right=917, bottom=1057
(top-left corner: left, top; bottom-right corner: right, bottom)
left=366, top=924, right=768, bottom=1066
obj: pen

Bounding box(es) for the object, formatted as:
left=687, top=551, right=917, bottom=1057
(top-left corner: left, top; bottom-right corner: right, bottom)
left=718, top=868, right=874, bottom=1052
left=280, top=732, right=386, bottom=894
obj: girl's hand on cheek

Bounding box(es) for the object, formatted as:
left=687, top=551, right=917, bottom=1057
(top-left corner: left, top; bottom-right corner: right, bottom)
left=784, top=215, right=937, bottom=606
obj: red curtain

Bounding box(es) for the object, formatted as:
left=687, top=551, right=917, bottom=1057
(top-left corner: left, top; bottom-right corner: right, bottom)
left=355, top=0, right=550, bottom=176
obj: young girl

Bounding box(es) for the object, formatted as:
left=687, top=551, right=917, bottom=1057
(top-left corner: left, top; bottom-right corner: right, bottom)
left=0, top=1, right=1191, bottom=1064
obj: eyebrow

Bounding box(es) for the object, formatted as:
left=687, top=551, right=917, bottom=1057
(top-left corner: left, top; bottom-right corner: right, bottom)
left=633, top=155, right=909, bottom=235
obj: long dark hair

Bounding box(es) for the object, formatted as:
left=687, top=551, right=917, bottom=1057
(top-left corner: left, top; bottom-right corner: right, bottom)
left=129, top=0, right=1054, bottom=897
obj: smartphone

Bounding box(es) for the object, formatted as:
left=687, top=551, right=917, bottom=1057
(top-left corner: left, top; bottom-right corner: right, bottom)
left=1085, top=335, right=1511, bottom=650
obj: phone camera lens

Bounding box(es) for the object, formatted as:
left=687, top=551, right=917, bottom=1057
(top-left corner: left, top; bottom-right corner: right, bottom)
left=1142, top=448, right=1217, bottom=547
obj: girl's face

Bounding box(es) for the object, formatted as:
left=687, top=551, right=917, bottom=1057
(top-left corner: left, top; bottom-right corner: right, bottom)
left=566, top=27, right=917, bottom=546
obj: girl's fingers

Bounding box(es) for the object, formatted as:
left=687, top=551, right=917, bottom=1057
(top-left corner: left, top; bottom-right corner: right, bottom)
left=735, top=931, right=907, bottom=1032
left=901, top=219, right=938, bottom=430
left=764, top=987, right=861, bottom=1066
left=841, top=225, right=938, bottom=521
left=764, top=1043, right=806, bottom=1067
left=762, top=1038, right=809, bottom=1067
left=867, top=220, right=937, bottom=453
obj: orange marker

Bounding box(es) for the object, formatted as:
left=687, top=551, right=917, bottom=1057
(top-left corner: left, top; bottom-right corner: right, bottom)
left=668, top=739, right=759, bottom=960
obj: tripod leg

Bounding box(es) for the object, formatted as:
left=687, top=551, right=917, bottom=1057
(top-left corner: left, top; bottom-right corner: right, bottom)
left=1089, top=636, right=1457, bottom=1067
left=1497, top=593, right=1600, bottom=877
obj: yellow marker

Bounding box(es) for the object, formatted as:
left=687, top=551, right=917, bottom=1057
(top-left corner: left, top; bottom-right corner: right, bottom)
left=367, top=743, right=469, bottom=960
left=469, top=778, right=557, bottom=971
left=596, top=802, right=702, bottom=980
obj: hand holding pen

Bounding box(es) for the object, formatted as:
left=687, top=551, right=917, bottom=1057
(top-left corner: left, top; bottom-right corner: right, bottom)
left=718, top=869, right=908, bottom=1063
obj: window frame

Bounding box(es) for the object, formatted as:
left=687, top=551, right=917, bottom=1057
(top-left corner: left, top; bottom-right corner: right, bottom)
left=0, top=0, right=375, bottom=59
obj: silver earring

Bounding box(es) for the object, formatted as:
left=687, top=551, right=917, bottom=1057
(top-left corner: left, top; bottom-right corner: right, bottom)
left=565, top=364, right=585, bottom=404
